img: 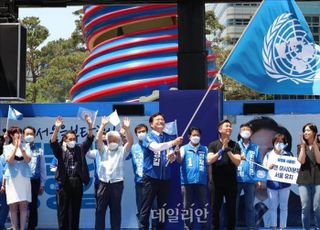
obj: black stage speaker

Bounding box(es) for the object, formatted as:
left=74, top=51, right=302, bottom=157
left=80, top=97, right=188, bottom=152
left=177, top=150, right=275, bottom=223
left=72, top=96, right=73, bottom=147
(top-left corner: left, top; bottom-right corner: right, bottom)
left=243, top=103, right=275, bottom=115
left=113, top=104, right=145, bottom=116
left=0, top=23, right=26, bottom=100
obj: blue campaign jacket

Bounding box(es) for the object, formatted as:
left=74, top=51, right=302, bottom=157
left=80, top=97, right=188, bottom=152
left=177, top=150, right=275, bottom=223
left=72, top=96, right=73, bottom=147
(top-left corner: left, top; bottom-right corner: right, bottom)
left=237, top=139, right=262, bottom=183
left=127, top=142, right=144, bottom=184
left=142, top=131, right=175, bottom=180
left=29, top=144, right=46, bottom=182
left=3, top=144, right=32, bottom=179
left=180, top=142, right=208, bottom=185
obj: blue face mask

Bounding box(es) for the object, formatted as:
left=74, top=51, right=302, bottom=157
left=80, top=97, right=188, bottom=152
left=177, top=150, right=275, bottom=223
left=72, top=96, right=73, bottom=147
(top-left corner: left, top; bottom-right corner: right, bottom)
left=275, top=142, right=286, bottom=151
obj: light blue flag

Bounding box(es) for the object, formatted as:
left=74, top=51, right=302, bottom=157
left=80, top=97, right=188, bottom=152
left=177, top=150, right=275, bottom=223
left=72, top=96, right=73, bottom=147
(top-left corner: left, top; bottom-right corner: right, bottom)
left=7, top=105, right=23, bottom=121
left=220, top=0, right=320, bottom=95
left=163, top=120, right=178, bottom=136
left=77, top=107, right=98, bottom=125
left=253, top=162, right=268, bottom=182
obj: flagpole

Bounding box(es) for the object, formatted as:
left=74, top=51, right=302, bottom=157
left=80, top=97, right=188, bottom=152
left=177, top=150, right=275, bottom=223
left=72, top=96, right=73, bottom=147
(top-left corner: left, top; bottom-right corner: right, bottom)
left=181, top=75, right=219, bottom=137
left=219, top=0, right=266, bottom=71
left=247, top=160, right=269, bottom=170
left=6, top=106, right=10, bottom=131
left=165, top=76, right=220, bottom=168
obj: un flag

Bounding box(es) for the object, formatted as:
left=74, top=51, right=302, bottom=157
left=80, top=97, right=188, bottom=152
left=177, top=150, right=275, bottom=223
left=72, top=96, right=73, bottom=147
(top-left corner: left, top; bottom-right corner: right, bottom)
left=220, top=0, right=320, bottom=95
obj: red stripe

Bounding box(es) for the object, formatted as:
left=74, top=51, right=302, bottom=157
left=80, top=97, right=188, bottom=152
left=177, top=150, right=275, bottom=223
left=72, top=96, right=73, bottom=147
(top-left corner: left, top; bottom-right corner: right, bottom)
left=70, top=60, right=177, bottom=95
left=207, top=54, right=217, bottom=60
left=208, top=69, right=219, bottom=76
left=82, top=5, right=106, bottom=23
left=79, top=46, right=178, bottom=79
left=83, top=4, right=175, bottom=33
left=91, top=25, right=176, bottom=52
left=82, top=33, right=178, bottom=67
left=86, top=12, right=176, bottom=50
left=73, top=76, right=177, bottom=102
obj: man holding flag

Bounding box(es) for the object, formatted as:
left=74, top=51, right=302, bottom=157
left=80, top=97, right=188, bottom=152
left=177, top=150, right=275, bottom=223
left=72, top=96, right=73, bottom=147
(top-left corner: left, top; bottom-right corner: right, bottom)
left=139, top=112, right=183, bottom=230
left=220, top=0, right=320, bottom=95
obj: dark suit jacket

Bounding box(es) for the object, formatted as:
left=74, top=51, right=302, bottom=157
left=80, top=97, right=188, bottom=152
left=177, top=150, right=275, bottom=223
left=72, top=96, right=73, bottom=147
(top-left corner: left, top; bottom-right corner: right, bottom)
left=50, top=136, right=94, bottom=186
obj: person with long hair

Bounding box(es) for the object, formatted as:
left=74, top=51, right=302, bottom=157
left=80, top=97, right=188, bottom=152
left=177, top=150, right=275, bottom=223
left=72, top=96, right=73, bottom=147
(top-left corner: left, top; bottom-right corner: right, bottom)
left=3, top=126, right=32, bottom=230
left=297, top=123, right=320, bottom=230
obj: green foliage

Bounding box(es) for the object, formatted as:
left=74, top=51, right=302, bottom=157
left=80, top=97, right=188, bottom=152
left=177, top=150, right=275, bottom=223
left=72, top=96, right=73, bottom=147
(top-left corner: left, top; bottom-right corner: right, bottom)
left=22, top=9, right=86, bottom=102
left=206, top=10, right=266, bottom=100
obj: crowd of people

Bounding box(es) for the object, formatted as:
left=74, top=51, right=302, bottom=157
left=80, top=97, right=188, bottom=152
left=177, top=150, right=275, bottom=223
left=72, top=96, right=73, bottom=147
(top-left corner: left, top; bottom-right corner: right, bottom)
left=0, top=112, right=319, bottom=230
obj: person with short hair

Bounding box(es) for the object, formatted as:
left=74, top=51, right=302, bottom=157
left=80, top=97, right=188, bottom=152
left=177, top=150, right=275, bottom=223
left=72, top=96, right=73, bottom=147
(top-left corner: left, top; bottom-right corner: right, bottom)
left=263, top=134, right=291, bottom=230
left=3, top=126, right=32, bottom=230
left=236, top=123, right=262, bottom=229
left=50, top=115, right=94, bottom=229
left=23, top=126, right=46, bottom=230
left=93, top=116, right=133, bottom=230
left=177, top=126, right=209, bottom=230
left=208, top=119, right=241, bottom=230
left=128, top=124, right=148, bottom=220
left=139, top=112, right=183, bottom=230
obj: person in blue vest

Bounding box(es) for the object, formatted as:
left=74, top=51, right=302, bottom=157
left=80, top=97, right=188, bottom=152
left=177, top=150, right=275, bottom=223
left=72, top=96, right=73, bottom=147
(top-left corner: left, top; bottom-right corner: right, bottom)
left=23, top=126, right=47, bottom=230
left=139, top=112, right=183, bottom=230
left=236, top=123, right=262, bottom=229
left=176, top=126, right=209, bottom=230
left=127, top=124, right=148, bottom=220
left=126, top=123, right=157, bottom=229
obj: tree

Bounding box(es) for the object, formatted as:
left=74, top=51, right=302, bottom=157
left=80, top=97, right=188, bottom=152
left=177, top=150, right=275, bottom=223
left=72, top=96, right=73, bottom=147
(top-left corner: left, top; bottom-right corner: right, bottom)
left=23, top=9, right=87, bottom=102
left=22, top=16, right=49, bottom=102
left=205, top=10, right=266, bottom=100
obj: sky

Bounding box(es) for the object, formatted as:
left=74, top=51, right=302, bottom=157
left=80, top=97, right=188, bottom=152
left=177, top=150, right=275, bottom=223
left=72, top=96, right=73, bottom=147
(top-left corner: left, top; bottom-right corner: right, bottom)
left=19, top=6, right=82, bottom=45
left=18, top=4, right=214, bottom=47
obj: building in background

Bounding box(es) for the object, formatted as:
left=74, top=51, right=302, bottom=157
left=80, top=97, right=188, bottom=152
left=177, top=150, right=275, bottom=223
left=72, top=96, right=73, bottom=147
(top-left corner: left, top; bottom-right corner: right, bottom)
left=209, top=2, right=320, bottom=46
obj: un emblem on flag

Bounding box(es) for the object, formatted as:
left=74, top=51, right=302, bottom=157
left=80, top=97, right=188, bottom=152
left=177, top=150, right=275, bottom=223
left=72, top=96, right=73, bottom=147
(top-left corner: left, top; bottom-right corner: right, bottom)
left=263, top=13, right=320, bottom=84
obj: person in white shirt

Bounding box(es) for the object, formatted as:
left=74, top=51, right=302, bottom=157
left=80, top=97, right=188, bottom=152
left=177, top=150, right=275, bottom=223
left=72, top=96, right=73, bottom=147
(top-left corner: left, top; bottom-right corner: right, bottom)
left=263, top=134, right=291, bottom=230
left=93, top=116, right=133, bottom=230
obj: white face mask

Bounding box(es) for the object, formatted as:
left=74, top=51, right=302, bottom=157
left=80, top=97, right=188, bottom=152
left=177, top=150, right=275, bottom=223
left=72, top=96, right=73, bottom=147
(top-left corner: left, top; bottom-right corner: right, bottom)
left=108, top=142, right=119, bottom=151
left=190, top=136, right=200, bottom=145
left=240, top=130, right=251, bottom=139
left=137, top=132, right=147, bottom=141
left=24, top=135, right=34, bottom=143
left=275, top=142, right=286, bottom=151
left=67, top=141, right=76, bottom=149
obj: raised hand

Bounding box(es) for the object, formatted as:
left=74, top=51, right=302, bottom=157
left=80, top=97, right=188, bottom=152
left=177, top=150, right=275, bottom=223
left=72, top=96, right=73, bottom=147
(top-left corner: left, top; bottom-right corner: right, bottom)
left=55, top=116, right=63, bottom=128
left=16, top=133, right=22, bottom=148
left=300, top=135, right=306, bottom=146
left=173, top=136, right=183, bottom=146
left=167, top=151, right=176, bottom=163
left=101, top=116, right=109, bottom=126
left=122, top=117, right=131, bottom=129
left=84, top=114, right=93, bottom=126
